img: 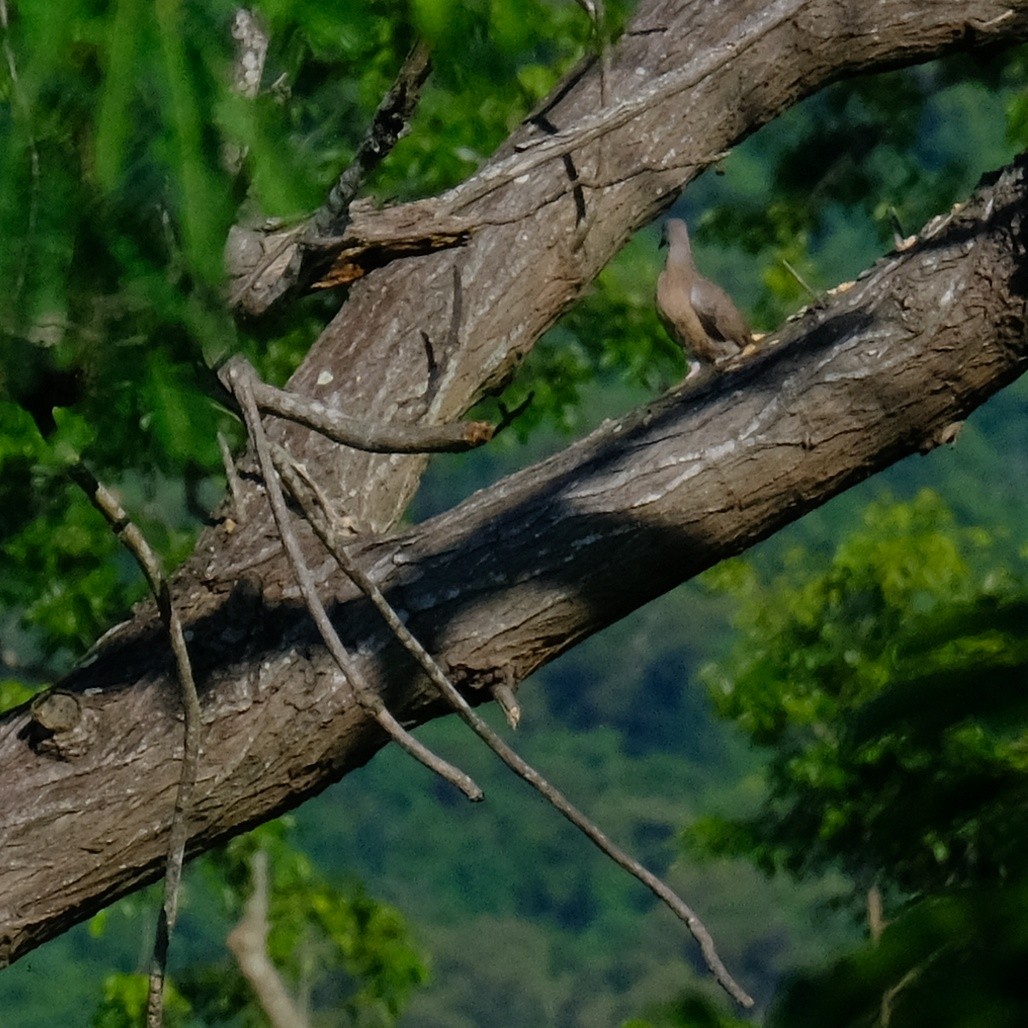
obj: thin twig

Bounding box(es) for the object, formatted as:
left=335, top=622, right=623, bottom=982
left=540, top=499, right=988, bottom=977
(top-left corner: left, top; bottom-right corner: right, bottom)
left=66, top=463, right=202, bottom=1028
left=489, top=683, right=521, bottom=729
left=271, top=447, right=753, bottom=1009
left=887, top=205, right=906, bottom=250
left=310, top=40, right=433, bottom=238
left=223, top=360, right=483, bottom=802
left=218, top=430, right=245, bottom=517
left=494, top=392, right=534, bottom=437
left=781, top=257, right=819, bottom=301
left=879, top=947, right=945, bottom=1028
left=219, top=355, right=494, bottom=453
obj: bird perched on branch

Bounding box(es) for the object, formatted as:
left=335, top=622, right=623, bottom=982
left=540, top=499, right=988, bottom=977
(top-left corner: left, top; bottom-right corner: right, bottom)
left=656, top=218, right=751, bottom=373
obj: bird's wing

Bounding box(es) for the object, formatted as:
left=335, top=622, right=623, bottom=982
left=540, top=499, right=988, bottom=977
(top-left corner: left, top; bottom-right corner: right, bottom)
left=691, top=276, right=751, bottom=347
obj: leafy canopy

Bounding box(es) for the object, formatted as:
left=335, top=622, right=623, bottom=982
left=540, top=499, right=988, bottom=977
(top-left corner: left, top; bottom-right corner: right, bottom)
left=690, top=491, right=1028, bottom=898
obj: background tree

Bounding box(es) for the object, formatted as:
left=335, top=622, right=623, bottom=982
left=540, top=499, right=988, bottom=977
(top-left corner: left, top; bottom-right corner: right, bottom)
left=679, top=492, right=1028, bottom=1024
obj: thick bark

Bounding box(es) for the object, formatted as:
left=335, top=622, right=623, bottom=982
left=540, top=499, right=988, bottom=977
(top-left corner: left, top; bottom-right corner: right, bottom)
left=1, top=0, right=1027, bottom=965
left=240, top=0, right=1028, bottom=533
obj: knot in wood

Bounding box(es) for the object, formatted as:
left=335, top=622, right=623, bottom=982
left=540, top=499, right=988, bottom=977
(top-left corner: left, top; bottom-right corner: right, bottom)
left=25, top=690, right=98, bottom=760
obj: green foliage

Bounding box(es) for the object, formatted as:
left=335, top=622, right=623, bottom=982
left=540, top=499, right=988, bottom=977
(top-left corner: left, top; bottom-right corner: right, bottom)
left=92, top=973, right=191, bottom=1028
left=624, top=991, right=753, bottom=1028
left=770, top=886, right=1028, bottom=1028
left=688, top=491, right=1028, bottom=900
left=0, top=0, right=621, bottom=669
left=81, top=820, right=427, bottom=1026
left=189, top=821, right=428, bottom=1025
left=0, top=678, right=44, bottom=713
left=0, top=401, right=128, bottom=660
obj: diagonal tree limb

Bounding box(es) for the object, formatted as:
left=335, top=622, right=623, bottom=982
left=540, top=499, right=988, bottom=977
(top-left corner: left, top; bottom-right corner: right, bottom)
left=272, top=445, right=754, bottom=1007
left=4, top=0, right=1028, bottom=979
left=223, top=359, right=483, bottom=802
left=246, top=0, right=1028, bottom=535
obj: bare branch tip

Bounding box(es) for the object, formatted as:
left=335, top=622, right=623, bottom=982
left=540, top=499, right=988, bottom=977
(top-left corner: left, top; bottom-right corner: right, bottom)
left=490, top=683, right=522, bottom=729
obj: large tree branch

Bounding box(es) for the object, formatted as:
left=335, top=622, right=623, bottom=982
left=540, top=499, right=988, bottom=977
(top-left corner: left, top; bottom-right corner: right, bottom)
left=223, top=0, right=1028, bottom=539
left=1, top=145, right=1025, bottom=964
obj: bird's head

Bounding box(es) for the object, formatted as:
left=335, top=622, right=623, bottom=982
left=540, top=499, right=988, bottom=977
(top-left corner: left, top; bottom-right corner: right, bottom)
left=659, top=218, right=691, bottom=254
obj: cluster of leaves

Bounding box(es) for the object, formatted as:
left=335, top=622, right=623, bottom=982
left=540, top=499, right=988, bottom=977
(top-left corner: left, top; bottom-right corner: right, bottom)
left=690, top=490, right=1028, bottom=895
left=680, top=491, right=1028, bottom=1024
left=2, top=0, right=240, bottom=666
left=771, top=885, right=1028, bottom=1027
left=90, top=820, right=428, bottom=1027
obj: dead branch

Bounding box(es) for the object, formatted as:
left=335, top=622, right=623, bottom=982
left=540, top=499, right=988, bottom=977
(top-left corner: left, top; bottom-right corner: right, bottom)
left=219, top=355, right=495, bottom=454
left=223, top=359, right=483, bottom=801
left=226, top=216, right=473, bottom=316
left=310, top=40, right=433, bottom=237
left=227, top=851, right=310, bottom=1028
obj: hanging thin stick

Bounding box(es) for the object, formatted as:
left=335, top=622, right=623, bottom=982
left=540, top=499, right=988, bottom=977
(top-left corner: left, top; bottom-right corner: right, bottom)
left=67, top=463, right=202, bottom=1028
left=218, top=430, right=245, bottom=515
left=222, top=360, right=482, bottom=802
left=271, top=447, right=753, bottom=1009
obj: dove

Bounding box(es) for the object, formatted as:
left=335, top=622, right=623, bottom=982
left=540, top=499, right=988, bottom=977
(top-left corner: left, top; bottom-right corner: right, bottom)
left=656, top=218, right=751, bottom=370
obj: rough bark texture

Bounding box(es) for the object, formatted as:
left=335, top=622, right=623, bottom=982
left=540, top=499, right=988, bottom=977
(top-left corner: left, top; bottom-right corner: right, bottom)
left=1, top=0, right=1027, bottom=966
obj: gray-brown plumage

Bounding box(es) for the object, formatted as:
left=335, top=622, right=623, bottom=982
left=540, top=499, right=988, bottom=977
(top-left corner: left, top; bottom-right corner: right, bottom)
left=656, top=219, right=751, bottom=369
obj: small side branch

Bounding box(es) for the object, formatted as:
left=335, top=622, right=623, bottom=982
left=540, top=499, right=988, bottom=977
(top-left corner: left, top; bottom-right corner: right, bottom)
left=219, top=356, right=494, bottom=453
left=66, top=463, right=202, bottom=1028
left=489, top=683, right=521, bottom=729
left=223, top=360, right=482, bottom=802
left=272, top=450, right=753, bottom=1009
left=227, top=41, right=435, bottom=315
left=309, top=40, right=433, bottom=238
left=222, top=8, right=269, bottom=174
